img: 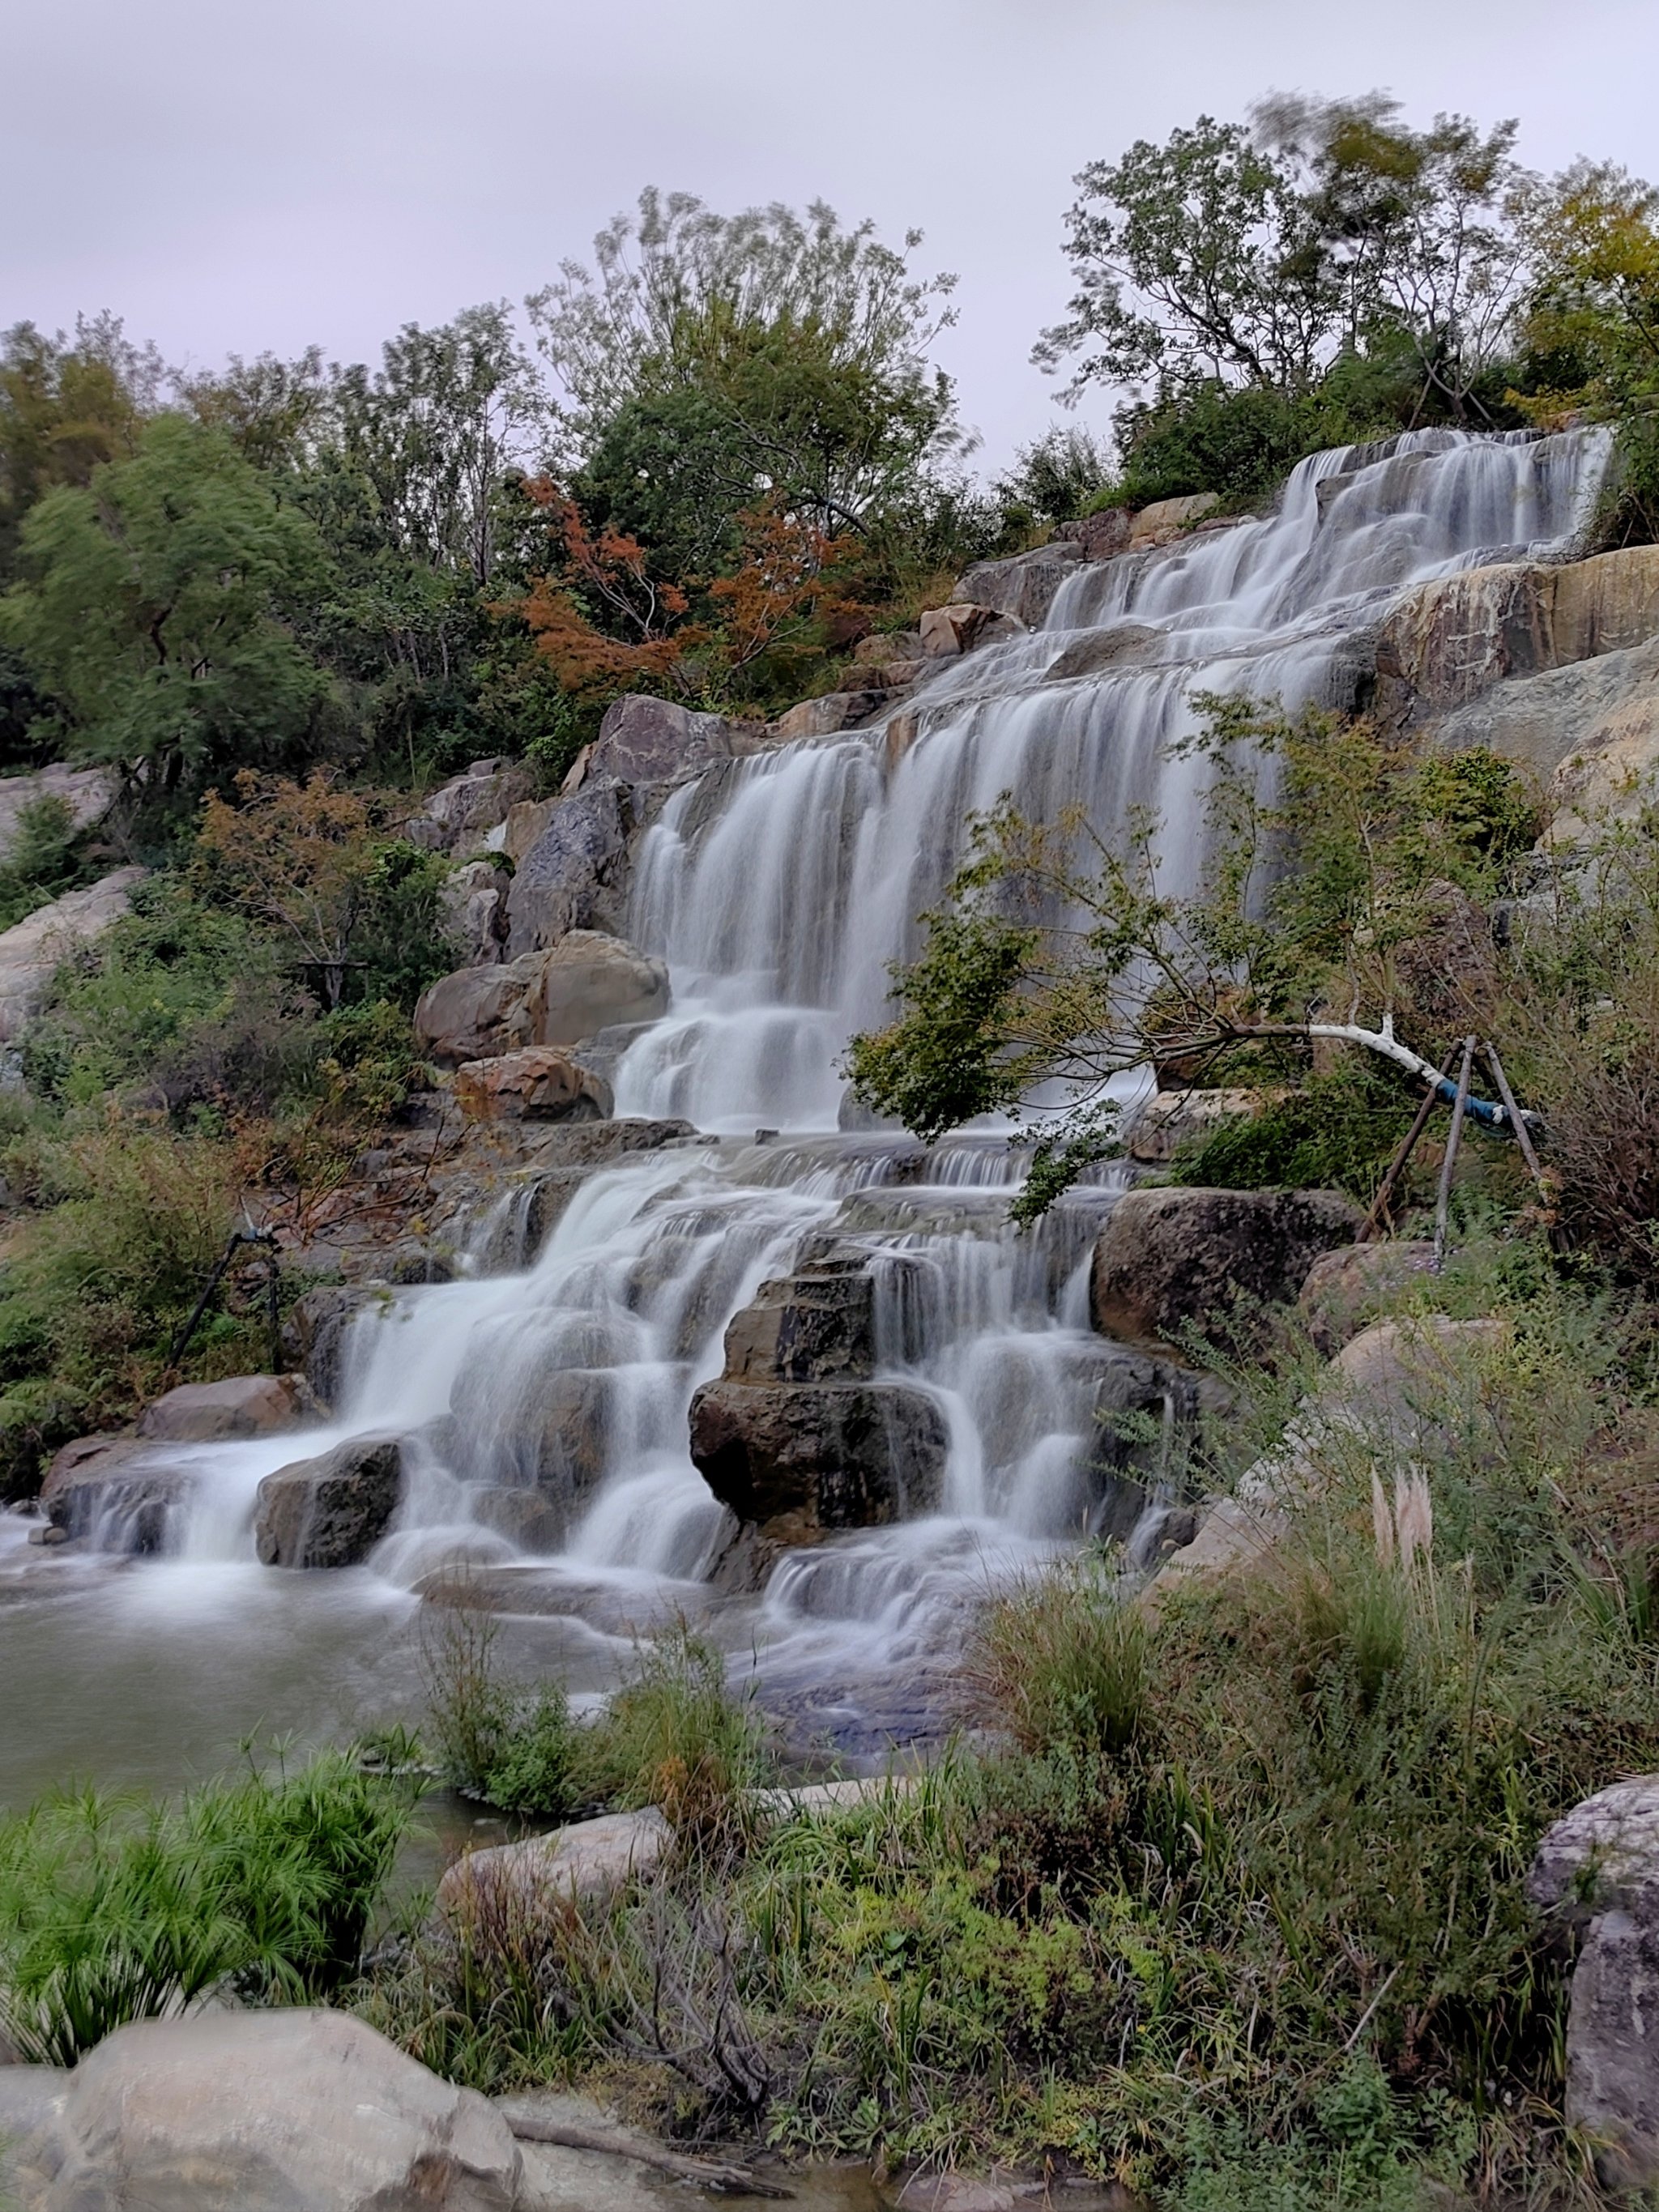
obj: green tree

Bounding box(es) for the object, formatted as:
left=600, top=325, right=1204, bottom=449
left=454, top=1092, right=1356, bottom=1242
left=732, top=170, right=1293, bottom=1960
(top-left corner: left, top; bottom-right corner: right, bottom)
left=0, top=415, right=332, bottom=797
left=0, top=313, right=163, bottom=579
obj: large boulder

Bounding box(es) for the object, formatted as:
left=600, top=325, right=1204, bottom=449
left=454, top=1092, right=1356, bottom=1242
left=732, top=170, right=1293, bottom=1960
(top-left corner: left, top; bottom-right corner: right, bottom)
left=136, top=1372, right=320, bottom=1444
left=0, top=867, right=146, bottom=1045
left=416, top=933, right=667, bottom=1064
left=279, top=1285, right=382, bottom=1409
left=573, top=693, right=737, bottom=793
left=1090, top=1187, right=1364, bottom=1353
left=1296, top=1240, right=1439, bottom=1356
left=1129, top=492, right=1219, bottom=546
left=953, top=542, right=1084, bottom=628
left=770, top=690, right=889, bottom=741
left=527, top=929, right=668, bottom=1046
left=454, top=1047, right=612, bottom=1123
left=254, top=1434, right=403, bottom=1568
left=1377, top=545, right=1659, bottom=727
left=1054, top=507, right=1133, bottom=561
left=1529, top=1777, right=1659, bottom=2190
left=689, top=1377, right=948, bottom=1542
left=437, top=1807, right=670, bottom=1922
left=12, top=2009, right=521, bottom=2212
left=504, top=780, right=633, bottom=953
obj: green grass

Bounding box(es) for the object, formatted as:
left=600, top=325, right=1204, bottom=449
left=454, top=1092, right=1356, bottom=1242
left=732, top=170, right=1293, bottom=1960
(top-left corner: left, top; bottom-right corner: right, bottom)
left=0, top=1752, right=412, bottom=2065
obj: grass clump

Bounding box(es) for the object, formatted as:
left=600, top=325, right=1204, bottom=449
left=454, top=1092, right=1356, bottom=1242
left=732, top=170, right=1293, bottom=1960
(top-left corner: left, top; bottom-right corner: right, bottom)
left=0, top=1751, right=410, bottom=2065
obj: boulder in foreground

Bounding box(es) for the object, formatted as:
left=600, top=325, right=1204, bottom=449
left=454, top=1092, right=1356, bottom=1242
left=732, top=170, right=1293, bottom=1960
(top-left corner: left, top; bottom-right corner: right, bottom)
left=13, top=2009, right=520, bottom=2212
left=254, top=1434, right=403, bottom=1568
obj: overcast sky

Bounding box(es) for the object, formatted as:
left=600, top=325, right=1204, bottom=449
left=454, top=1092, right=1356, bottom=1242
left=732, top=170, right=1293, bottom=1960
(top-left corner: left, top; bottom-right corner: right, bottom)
left=6, top=0, right=1657, bottom=470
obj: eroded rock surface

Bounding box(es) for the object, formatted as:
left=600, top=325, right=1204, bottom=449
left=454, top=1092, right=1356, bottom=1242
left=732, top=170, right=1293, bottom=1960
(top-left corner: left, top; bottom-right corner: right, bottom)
left=689, top=1377, right=948, bottom=1542
left=0, top=867, right=146, bottom=1045
left=437, top=1808, right=670, bottom=1920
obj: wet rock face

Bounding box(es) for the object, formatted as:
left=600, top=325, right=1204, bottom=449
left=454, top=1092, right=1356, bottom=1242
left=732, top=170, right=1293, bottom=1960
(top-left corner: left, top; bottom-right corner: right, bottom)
left=254, top=1434, right=403, bottom=1568
left=953, top=541, right=1083, bottom=629
left=1090, top=1187, right=1364, bottom=1353
left=1529, top=1777, right=1659, bottom=2190
left=721, top=1259, right=877, bottom=1383
left=689, top=1378, right=948, bottom=1538
left=41, top=1438, right=194, bottom=1553
left=280, top=1285, right=385, bottom=1409
left=919, top=603, right=1026, bottom=657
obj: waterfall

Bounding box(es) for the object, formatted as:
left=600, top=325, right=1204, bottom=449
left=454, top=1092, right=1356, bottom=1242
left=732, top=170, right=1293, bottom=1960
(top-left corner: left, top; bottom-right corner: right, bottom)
left=138, top=428, right=1609, bottom=1726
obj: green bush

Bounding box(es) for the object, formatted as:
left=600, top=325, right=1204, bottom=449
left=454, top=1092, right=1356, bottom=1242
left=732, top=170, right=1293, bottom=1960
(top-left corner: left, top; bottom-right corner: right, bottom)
left=0, top=1754, right=409, bottom=2065
left=0, top=790, right=87, bottom=930
left=585, top=1626, right=770, bottom=1839
left=1166, top=1063, right=1414, bottom=1204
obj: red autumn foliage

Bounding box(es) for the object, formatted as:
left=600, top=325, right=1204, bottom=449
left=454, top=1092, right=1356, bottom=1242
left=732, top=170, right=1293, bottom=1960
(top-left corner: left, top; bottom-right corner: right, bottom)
left=513, top=477, right=697, bottom=697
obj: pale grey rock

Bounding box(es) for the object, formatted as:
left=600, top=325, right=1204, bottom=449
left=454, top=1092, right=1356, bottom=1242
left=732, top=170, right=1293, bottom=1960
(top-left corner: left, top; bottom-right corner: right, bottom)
left=436, top=1808, right=671, bottom=1920
left=13, top=2010, right=521, bottom=2212
left=0, top=766, right=113, bottom=861
left=953, top=542, right=1082, bottom=628
left=0, top=868, right=146, bottom=1044
left=137, top=1373, right=321, bottom=1443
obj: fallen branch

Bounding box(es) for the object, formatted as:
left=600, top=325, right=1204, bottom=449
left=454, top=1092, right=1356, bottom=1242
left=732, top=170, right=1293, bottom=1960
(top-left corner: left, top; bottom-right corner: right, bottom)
left=502, top=2115, right=793, bottom=2198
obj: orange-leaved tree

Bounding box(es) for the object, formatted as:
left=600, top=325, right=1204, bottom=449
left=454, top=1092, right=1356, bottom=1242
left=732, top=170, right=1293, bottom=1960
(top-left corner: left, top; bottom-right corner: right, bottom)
left=196, top=771, right=387, bottom=1009
left=512, top=476, right=697, bottom=698
left=704, top=500, right=863, bottom=693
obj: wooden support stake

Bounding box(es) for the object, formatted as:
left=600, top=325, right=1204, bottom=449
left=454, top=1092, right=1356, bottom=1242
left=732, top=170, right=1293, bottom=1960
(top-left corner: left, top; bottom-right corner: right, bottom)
left=1358, top=1043, right=1462, bottom=1244
left=1432, top=1036, right=1477, bottom=1273
left=1483, top=1040, right=1547, bottom=1193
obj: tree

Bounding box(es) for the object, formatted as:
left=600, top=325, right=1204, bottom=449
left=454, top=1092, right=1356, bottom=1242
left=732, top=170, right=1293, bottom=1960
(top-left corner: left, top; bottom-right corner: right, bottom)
left=513, top=478, right=694, bottom=698
left=847, top=697, right=1540, bottom=1216
left=529, top=190, right=957, bottom=449
left=0, top=314, right=164, bottom=579
left=1037, top=98, right=1536, bottom=428
left=0, top=416, right=332, bottom=796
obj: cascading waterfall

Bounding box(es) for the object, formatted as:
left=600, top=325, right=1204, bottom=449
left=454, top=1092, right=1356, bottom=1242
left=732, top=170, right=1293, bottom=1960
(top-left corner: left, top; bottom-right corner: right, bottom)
left=67, top=427, right=1613, bottom=1734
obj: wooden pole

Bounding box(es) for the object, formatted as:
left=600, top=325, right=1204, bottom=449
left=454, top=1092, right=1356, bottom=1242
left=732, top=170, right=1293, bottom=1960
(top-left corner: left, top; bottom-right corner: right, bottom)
left=1358, top=1043, right=1462, bottom=1244
left=1483, top=1041, right=1547, bottom=1193
left=1432, top=1036, right=1477, bottom=1273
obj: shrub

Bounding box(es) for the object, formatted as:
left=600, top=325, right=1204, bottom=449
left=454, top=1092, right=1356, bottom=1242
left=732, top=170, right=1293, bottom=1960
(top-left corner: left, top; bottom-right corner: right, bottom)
left=585, top=1626, right=770, bottom=1840
left=970, top=1559, right=1148, bottom=1758
left=0, top=1753, right=409, bottom=2065
left=1167, top=1063, right=1416, bottom=1204
left=0, top=790, right=87, bottom=929
left=420, top=1600, right=585, bottom=1818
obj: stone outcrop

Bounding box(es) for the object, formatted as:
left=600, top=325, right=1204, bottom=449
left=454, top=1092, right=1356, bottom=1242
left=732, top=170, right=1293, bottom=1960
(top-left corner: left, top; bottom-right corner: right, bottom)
left=254, top=1434, right=403, bottom=1568
left=919, top=603, right=1025, bottom=658
left=689, top=1377, right=948, bottom=1542
left=1055, top=508, right=1133, bottom=561
left=136, top=1372, right=320, bottom=1443
left=454, top=1046, right=612, bottom=1123
left=953, top=541, right=1083, bottom=628
left=437, top=1807, right=670, bottom=1920
left=1529, top=1777, right=1659, bottom=2189
left=406, top=757, right=533, bottom=854
left=0, top=867, right=146, bottom=1045
left=1090, top=1187, right=1364, bottom=1353
left=720, top=1257, right=879, bottom=1384
left=1044, top=621, right=1162, bottom=682
left=0, top=765, right=113, bottom=862
left=415, top=932, right=667, bottom=1063
left=12, top=2010, right=521, bottom=2212
left=504, top=778, right=633, bottom=952
left=1377, top=544, right=1659, bottom=728
left=441, top=857, right=511, bottom=966
left=565, top=692, right=738, bottom=795
left=279, top=1285, right=382, bottom=1409
left=770, top=690, right=889, bottom=741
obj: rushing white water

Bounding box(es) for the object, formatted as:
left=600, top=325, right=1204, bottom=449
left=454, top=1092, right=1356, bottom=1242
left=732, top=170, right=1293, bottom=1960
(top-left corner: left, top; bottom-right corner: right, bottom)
left=37, top=428, right=1612, bottom=1749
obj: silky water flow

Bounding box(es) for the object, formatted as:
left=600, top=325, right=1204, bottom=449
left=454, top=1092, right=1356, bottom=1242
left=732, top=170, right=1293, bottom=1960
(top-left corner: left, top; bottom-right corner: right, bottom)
left=0, top=427, right=1611, bottom=1795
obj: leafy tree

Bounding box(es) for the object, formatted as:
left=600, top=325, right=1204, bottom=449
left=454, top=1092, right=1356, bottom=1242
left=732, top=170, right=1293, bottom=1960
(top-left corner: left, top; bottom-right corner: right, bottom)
left=0, top=416, right=332, bottom=796
left=0, top=314, right=164, bottom=579
left=992, top=425, right=1116, bottom=526
left=513, top=479, right=694, bottom=699
left=177, top=346, right=332, bottom=475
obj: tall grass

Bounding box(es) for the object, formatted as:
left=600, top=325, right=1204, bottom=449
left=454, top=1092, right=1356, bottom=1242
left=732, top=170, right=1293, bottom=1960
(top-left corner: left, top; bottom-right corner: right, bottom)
left=0, top=1752, right=410, bottom=2065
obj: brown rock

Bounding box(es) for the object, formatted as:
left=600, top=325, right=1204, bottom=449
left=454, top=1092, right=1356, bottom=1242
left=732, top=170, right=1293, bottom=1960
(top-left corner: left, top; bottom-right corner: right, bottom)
left=1296, top=1241, right=1438, bottom=1355
left=439, top=858, right=510, bottom=966
left=581, top=693, right=738, bottom=790
left=1055, top=506, right=1133, bottom=561
left=416, top=933, right=667, bottom=1064
left=851, top=630, right=924, bottom=666
left=1045, top=622, right=1162, bottom=682
left=1090, top=1187, right=1363, bottom=1353
left=770, top=691, right=886, bottom=741
left=919, top=603, right=1025, bottom=658
left=689, top=1377, right=947, bottom=1539
left=42, top=1438, right=194, bottom=1553
left=137, top=1373, right=321, bottom=1443
left=721, top=1259, right=877, bottom=1383
left=1130, top=492, right=1219, bottom=545
left=254, top=1434, right=403, bottom=1568
left=416, top=761, right=533, bottom=850
left=453, top=1047, right=612, bottom=1123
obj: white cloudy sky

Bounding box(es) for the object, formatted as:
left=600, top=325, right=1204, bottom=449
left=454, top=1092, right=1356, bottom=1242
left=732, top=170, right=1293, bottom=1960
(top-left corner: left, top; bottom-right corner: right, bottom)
left=6, top=0, right=1657, bottom=468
